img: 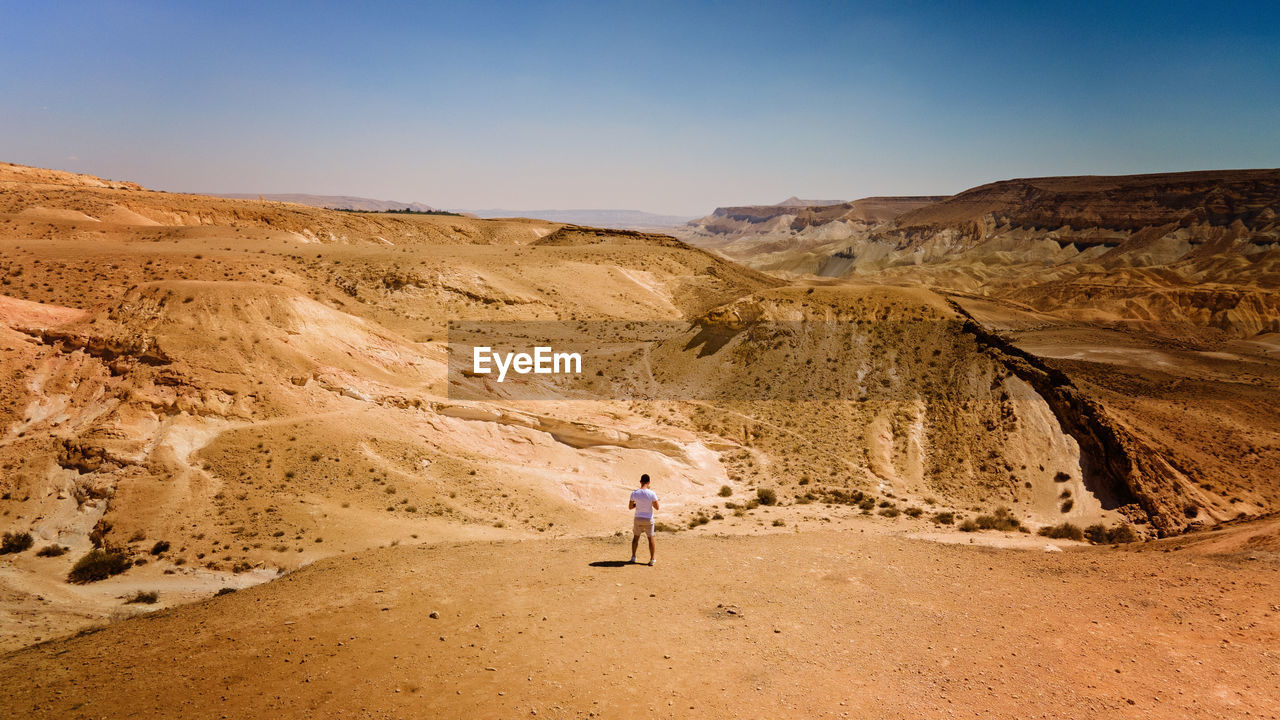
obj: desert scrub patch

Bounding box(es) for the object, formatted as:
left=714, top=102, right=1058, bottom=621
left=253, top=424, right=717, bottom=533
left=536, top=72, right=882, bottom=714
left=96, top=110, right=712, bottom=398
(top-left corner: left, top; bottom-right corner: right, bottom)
left=1060, top=499, right=1074, bottom=513
left=904, top=506, right=923, bottom=518
left=1084, top=523, right=1138, bottom=544
left=974, top=507, right=1021, bottom=531
left=1, top=531, right=34, bottom=554
left=878, top=506, right=901, bottom=518
left=125, top=590, right=158, bottom=604
left=1038, top=523, right=1084, bottom=541
left=36, top=544, right=69, bottom=557
left=932, top=511, right=955, bottom=525
left=718, top=485, right=733, bottom=497
left=68, top=548, right=131, bottom=583
left=756, top=488, right=777, bottom=506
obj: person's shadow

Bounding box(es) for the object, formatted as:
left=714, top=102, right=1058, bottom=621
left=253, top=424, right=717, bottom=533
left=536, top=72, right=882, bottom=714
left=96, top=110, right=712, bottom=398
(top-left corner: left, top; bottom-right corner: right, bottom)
left=588, top=560, right=632, bottom=568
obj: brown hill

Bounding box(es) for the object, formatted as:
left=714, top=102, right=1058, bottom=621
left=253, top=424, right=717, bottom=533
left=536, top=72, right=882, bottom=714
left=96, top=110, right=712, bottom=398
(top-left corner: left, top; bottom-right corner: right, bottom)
left=894, top=169, right=1280, bottom=233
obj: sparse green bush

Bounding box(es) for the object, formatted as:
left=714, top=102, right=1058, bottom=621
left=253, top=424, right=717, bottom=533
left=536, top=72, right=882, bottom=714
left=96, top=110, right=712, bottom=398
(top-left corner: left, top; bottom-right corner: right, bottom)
left=858, top=497, right=876, bottom=511
left=68, top=548, right=131, bottom=583
left=1, top=531, right=34, bottom=554
left=904, top=507, right=923, bottom=518
left=756, top=488, right=777, bottom=506
left=718, top=485, right=732, bottom=497
left=36, top=544, right=69, bottom=557
left=958, top=518, right=979, bottom=532
left=1038, top=523, right=1084, bottom=541
left=878, top=506, right=901, bottom=518
left=933, top=511, right=955, bottom=525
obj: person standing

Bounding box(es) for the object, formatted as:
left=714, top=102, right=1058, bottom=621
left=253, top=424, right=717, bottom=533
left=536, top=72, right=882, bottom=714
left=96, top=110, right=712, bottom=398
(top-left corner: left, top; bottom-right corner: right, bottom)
left=629, top=474, right=659, bottom=565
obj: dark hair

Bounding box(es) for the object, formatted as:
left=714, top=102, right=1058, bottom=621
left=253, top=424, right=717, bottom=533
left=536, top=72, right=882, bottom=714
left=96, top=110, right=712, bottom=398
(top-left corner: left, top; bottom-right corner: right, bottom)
left=640, top=474, right=650, bottom=484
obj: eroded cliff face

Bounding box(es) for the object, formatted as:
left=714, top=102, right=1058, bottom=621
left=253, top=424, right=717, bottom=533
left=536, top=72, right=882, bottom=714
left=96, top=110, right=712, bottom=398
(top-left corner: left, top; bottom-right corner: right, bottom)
left=951, top=303, right=1214, bottom=536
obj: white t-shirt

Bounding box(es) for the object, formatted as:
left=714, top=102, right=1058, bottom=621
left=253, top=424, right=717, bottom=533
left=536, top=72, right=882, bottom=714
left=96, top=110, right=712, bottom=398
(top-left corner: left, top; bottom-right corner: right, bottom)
left=631, top=488, right=658, bottom=519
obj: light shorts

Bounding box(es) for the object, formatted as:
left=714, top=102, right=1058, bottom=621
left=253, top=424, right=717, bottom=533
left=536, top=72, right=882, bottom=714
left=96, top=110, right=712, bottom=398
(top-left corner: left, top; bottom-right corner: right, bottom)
left=633, top=517, right=654, bottom=537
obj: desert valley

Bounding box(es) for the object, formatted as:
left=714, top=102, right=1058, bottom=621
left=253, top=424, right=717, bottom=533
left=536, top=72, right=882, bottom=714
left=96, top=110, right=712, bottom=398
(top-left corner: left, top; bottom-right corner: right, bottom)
left=0, top=160, right=1276, bottom=718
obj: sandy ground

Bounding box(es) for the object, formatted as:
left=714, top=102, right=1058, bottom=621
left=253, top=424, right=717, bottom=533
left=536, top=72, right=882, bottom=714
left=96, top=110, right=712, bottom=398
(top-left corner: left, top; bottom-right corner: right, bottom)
left=1, top=527, right=1277, bottom=720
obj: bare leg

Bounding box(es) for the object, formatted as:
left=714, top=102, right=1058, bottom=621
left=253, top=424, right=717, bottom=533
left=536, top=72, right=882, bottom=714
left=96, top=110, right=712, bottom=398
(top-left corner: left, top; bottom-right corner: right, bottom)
left=647, top=534, right=655, bottom=562
left=631, top=534, right=639, bottom=561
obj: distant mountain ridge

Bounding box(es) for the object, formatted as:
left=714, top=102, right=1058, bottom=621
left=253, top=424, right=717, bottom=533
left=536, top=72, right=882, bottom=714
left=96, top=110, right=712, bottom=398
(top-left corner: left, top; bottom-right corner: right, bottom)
left=686, top=196, right=946, bottom=235
left=775, top=196, right=845, bottom=207
left=212, top=193, right=438, bottom=212
left=470, top=208, right=695, bottom=229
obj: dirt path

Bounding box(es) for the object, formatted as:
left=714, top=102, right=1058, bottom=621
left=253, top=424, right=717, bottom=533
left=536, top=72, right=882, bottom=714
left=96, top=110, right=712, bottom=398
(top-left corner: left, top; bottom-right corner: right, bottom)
left=2, top=531, right=1276, bottom=719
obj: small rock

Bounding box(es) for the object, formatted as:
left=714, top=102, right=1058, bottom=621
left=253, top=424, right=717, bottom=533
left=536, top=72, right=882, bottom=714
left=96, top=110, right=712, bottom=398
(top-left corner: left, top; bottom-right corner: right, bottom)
left=429, top=611, right=440, bottom=619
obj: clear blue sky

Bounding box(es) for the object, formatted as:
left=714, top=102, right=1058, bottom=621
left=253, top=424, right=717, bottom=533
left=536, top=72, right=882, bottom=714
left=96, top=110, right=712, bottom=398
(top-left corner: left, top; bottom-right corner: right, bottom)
left=2, top=0, right=1278, bottom=215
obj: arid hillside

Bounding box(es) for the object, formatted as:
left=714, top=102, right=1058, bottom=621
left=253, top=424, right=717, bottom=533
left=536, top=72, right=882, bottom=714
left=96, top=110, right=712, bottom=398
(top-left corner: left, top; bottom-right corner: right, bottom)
left=673, top=170, right=1280, bottom=538
left=814, top=170, right=1280, bottom=336
left=680, top=171, right=1280, bottom=339
left=1, top=164, right=1278, bottom=719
